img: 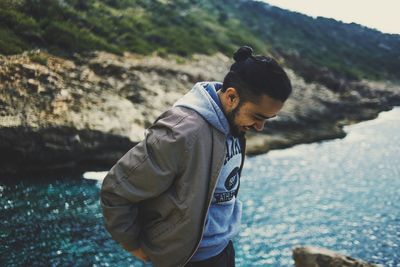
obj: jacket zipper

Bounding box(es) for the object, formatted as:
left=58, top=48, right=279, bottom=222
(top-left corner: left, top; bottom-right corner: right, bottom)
left=181, top=147, right=226, bottom=266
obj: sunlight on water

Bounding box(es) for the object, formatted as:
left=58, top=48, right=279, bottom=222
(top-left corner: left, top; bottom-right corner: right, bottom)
left=237, top=107, right=400, bottom=266
left=1, top=107, right=399, bottom=266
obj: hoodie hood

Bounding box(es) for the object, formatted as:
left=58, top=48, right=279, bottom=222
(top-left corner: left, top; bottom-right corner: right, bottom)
left=174, top=82, right=230, bottom=136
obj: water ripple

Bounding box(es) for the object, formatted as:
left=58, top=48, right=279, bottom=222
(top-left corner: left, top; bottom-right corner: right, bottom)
left=1, top=108, right=400, bottom=266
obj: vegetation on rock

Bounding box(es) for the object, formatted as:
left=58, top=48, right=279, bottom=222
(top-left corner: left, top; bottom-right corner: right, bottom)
left=1, top=0, right=400, bottom=83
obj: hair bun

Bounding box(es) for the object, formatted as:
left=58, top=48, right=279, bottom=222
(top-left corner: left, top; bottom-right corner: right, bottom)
left=233, top=46, right=253, bottom=62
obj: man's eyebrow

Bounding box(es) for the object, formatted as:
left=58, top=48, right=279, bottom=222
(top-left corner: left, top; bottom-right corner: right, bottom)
left=255, top=113, right=277, bottom=119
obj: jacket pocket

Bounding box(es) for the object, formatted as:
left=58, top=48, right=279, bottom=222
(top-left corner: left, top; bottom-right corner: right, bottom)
left=146, top=211, right=187, bottom=240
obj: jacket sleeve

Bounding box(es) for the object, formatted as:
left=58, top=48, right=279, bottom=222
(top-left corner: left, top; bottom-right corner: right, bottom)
left=100, top=114, right=188, bottom=251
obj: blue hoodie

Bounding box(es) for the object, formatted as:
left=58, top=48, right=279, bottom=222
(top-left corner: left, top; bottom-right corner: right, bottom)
left=174, top=82, right=243, bottom=261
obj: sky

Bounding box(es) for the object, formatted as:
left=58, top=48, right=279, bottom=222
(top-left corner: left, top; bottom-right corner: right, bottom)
left=263, top=0, right=400, bottom=35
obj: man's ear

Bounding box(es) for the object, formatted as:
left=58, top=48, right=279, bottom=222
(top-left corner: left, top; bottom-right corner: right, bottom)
left=225, top=87, right=240, bottom=108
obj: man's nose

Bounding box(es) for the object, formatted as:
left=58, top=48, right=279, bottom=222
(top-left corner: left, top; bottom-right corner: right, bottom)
left=253, top=120, right=266, bottom=131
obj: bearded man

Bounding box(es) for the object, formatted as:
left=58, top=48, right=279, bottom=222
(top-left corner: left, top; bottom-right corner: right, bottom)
left=101, top=46, right=292, bottom=267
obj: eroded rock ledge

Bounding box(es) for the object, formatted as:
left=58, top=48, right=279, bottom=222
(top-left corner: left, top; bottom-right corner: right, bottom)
left=1, top=50, right=399, bottom=178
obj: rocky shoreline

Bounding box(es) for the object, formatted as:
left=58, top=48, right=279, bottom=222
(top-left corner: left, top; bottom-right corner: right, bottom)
left=1, top=50, right=399, bottom=178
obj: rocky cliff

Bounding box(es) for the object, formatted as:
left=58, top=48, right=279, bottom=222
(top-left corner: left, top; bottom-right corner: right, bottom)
left=1, top=50, right=399, bottom=178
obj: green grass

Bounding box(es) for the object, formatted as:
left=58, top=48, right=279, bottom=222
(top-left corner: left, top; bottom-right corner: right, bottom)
left=28, top=51, right=48, bottom=65
left=0, top=0, right=399, bottom=83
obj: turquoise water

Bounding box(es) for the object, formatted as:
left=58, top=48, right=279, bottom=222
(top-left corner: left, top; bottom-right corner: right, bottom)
left=1, top=107, right=399, bottom=266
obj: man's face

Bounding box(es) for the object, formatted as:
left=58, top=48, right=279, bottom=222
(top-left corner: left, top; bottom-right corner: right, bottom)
left=226, top=93, right=284, bottom=137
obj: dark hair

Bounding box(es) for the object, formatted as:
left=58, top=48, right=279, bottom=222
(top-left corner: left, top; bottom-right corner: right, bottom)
left=222, top=46, right=292, bottom=103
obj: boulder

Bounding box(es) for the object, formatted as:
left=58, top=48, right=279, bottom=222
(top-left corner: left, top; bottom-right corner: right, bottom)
left=293, top=246, right=381, bottom=267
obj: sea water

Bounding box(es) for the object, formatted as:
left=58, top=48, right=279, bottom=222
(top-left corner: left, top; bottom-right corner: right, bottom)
left=1, top=107, right=399, bottom=266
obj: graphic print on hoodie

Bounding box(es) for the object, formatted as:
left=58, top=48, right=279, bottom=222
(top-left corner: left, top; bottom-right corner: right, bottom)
left=174, top=82, right=243, bottom=261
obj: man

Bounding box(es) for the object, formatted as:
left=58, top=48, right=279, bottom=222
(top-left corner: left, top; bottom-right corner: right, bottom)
left=100, top=46, right=292, bottom=267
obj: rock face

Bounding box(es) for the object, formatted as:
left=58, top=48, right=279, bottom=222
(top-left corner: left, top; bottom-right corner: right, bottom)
left=243, top=71, right=400, bottom=155
left=0, top=50, right=399, bottom=178
left=0, top=50, right=230, bottom=178
left=293, top=246, right=380, bottom=267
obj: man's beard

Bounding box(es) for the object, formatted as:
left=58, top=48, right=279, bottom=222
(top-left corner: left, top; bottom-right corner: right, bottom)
left=226, top=105, right=245, bottom=138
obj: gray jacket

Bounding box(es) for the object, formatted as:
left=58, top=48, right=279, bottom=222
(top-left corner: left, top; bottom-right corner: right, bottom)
left=100, top=106, right=245, bottom=267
